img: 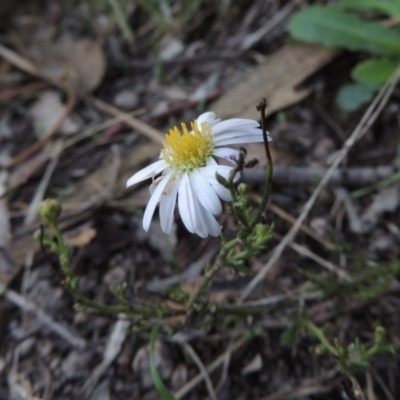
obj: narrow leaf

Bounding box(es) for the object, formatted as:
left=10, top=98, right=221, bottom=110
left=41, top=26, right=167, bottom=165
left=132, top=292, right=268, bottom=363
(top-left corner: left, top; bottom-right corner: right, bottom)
left=289, top=6, right=400, bottom=56
left=337, top=0, right=400, bottom=19
left=352, top=58, right=400, bottom=84
left=150, top=325, right=177, bottom=400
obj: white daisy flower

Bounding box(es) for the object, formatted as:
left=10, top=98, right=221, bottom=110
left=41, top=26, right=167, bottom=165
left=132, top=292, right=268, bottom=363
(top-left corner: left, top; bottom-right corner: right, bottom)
left=126, top=112, right=271, bottom=238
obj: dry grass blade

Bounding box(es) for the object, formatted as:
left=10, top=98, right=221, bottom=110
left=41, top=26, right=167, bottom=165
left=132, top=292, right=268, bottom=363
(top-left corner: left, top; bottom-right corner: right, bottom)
left=81, top=316, right=130, bottom=397
left=260, top=380, right=341, bottom=400
left=64, top=110, right=145, bottom=149
left=241, top=0, right=300, bottom=51
left=174, top=337, right=247, bottom=399
left=263, top=197, right=334, bottom=250
left=3, top=287, right=86, bottom=349
left=0, top=43, right=40, bottom=77
left=273, top=233, right=350, bottom=281
left=23, top=141, right=63, bottom=226
left=0, top=81, right=48, bottom=102
left=89, top=96, right=164, bottom=144
left=240, top=65, right=400, bottom=301
left=182, top=343, right=217, bottom=400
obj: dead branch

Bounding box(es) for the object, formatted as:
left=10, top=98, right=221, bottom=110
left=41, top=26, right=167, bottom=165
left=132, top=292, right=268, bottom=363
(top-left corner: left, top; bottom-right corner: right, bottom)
left=243, top=165, right=395, bottom=188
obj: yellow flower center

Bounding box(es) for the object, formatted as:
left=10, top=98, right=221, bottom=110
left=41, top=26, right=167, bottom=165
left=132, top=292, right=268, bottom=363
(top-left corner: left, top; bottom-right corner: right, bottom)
left=161, top=121, right=214, bottom=172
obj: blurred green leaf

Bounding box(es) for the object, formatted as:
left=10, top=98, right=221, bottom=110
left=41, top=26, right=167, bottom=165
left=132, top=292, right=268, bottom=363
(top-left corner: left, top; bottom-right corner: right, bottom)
left=352, top=58, right=400, bottom=84
left=150, top=325, right=177, bottom=400
left=337, top=0, right=400, bottom=19
left=336, top=82, right=379, bottom=112
left=289, top=6, right=400, bottom=55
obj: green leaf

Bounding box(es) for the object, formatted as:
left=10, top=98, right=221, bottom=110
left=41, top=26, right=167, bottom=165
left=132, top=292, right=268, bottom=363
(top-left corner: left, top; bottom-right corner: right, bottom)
left=150, top=325, right=177, bottom=400
left=288, top=6, right=400, bottom=56
left=337, top=0, right=400, bottom=19
left=336, top=82, right=379, bottom=112
left=352, top=58, right=400, bottom=84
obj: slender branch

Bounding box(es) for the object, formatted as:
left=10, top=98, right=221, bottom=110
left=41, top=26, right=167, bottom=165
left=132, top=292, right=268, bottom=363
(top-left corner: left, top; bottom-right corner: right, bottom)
left=251, top=99, right=273, bottom=228
left=186, top=238, right=240, bottom=311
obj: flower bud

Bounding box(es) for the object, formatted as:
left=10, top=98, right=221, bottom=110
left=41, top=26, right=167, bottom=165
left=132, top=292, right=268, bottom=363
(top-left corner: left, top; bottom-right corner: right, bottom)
left=237, top=183, right=248, bottom=197
left=374, top=326, right=385, bottom=344
left=38, top=199, right=62, bottom=225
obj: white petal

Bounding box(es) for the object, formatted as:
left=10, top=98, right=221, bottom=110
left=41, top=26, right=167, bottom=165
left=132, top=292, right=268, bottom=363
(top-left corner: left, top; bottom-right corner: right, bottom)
left=211, top=184, right=231, bottom=202
left=207, top=157, right=218, bottom=166
left=199, top=165, right=236, bottom=183
left=178, top=174, right=196, bottom=234
left=126, top=159, right=167, bottom=187
left=199, top=165, right=237, bottom=201
left=191, top=195, right=208, bottom=238
left=214, top=133, right=270, bottom=147
left=159, top=178, right=179, bottom=234
left=190, top=170, right=222, bottom=215
left=142, top=173, right=171, bottom=231
left=198, top=204, right=221, bottom=237
left=212, top=147, right=241, bottom=163
left=178, top=174, right=210, bottom=237
left=212, top=119, right=260, bottom=136
left=196, top=112, right=217, bottom=126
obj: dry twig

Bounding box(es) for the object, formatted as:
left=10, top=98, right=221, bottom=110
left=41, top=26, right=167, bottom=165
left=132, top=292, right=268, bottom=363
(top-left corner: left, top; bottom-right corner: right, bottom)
left=2, top=287, right=86, bottom=349
left=88, top=96, right=164, bottom=144
left=182, top=343, right=218, bottom=400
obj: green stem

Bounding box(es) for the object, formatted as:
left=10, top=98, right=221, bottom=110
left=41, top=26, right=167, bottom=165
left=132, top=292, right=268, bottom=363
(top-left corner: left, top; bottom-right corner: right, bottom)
left=186, top=237, right=240, bottom=310
left=250, top=100, right=273, bottom=228
left=228, top=171, right=251, bottom=232
left=305, top=319, right=338, bottom=356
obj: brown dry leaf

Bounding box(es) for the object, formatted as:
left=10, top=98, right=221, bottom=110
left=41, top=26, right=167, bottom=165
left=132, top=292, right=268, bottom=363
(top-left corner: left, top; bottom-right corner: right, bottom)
left=64, top=228, right=97, bottom=247
left=28, top=34, right=106, bottom=96
left=211, top=44, right=338, bottom=119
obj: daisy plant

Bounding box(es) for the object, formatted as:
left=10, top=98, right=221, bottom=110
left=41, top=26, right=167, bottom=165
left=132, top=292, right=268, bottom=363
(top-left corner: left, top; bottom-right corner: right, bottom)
left=36, top=100, right=274, bottom=324
left=127, top=99, right=274, bottom=311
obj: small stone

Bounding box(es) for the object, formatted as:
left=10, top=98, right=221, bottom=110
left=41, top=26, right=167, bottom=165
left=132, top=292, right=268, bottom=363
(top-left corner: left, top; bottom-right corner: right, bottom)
left=113, top=90, right=139, bottom=110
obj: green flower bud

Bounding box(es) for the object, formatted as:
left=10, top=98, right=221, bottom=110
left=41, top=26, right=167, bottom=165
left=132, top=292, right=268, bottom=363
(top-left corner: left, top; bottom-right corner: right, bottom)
left=237, top=183, right=248, bottom=197
left=38, top=199, right=62, bottom=225
left=374, top=326, right=385, bottom=344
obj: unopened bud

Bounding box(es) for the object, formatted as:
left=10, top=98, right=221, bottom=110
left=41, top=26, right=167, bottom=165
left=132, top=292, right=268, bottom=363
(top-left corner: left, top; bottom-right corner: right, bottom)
left=238, top=183, right=248, bottom=197
left=374, top=326, right=385, bottom=343
left=38, top=199, right=62, bottom=225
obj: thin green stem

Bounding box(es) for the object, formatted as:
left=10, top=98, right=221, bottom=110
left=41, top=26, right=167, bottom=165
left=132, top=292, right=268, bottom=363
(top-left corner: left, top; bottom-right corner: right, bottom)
left=227, top=169, right=251, bottom=231
left=305, top=319, right=338, bottom=356
left=186, top=237, right=241, bottom=310
left=250, top=99, right=273, bottom=228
